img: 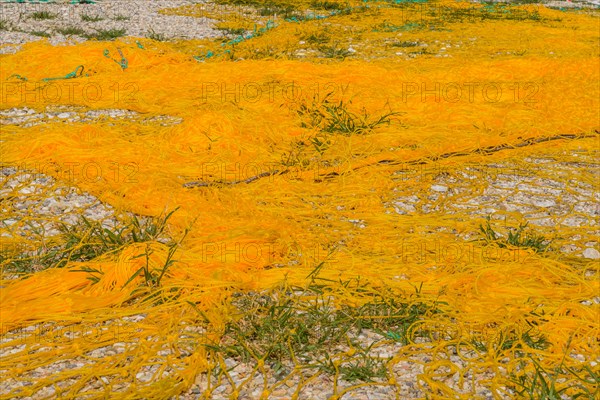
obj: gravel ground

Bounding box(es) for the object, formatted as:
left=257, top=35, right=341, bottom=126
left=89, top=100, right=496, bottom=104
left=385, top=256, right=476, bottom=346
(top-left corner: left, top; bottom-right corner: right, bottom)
left=0, top=0, right=221, bottom=54
left=1, top=165, right=118, bottom=235
left=2, top=311, right=598, bottom=399
left=387, top=152, right=600, bottom=260
left=0, top=105, right=183, bottom=128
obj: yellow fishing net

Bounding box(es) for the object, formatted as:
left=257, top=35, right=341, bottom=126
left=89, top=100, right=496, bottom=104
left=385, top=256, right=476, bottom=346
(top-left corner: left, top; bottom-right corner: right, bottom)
left=0, top=1, right=599, bottom=398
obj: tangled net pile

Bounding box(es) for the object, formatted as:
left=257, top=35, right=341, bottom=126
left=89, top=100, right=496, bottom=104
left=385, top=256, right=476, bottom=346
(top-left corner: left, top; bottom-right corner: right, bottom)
left=1, top=1, right=599, bottom=398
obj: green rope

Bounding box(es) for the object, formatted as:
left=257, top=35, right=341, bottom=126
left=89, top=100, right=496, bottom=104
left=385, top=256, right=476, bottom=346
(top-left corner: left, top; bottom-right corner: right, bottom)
left=103, top=47, right=128, bottom=70
left=136, top=41, right=145, bottom=50
left=41, top=65, right=85, bottom=82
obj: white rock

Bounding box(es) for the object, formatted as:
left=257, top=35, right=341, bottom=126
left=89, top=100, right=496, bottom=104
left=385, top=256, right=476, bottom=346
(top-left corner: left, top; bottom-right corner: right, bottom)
left=532, top=198, right=556, bottom=208
left=431, top=184, right=448, bottom=192
left=135, top=371, right=153, bottom=382
left=582, top=248, right=600, bottom=259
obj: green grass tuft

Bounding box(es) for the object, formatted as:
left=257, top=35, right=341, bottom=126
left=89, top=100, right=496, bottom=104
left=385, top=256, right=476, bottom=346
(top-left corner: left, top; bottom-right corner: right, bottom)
left=84, top=28, right=126, bottom=41
left=281, top=92, right=402, bottom=164
left=29, top=30, right=51, bottom=37
left=391, top=40, right=419, bottom=47
left=216, top=0, right=297, bottom=15
left=310, top=1, right=347, bottom=11
left=318, top=42, right=352, bottom=59
left=479, top=216, right=552, bottom=253
left=30, top=11, right=56, bottom=20
left=3, top=208, right=179, bottom=276
left=56, top=26, right=87, bottom=36
left=301, top=31, right=331, bottom=45
left=81, top=14, right=104, bottom=22
left=202, top=265, right=443, bottom=383
left=147, top=28, right=167, bottom=42
left=216, top=26, right=247, bottom=37
left=509, top=337, right=599, bottom=399
left=298, top=92, right=402, bottom=134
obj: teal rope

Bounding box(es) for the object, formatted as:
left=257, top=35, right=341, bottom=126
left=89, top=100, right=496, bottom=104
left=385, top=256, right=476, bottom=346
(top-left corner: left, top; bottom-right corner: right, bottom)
left=103, top=47, right=128, bottom=70
left=41, top=65, right=85, bottom=82
left=194, top=20, right=276, bottom=62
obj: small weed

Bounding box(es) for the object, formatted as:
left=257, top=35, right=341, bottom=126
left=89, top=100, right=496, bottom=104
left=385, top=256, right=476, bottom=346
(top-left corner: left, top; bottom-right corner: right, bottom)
left=258, top=7, right=274, bottom=16
left=30, top=11, right=56, bottom=20
left=205, top=257, right=441, bottom=382
left=246, top=45, right=287, bottom=60
left=302, top=31, right=331, bottom=45
left=81, top=14, right=104, bottom=22
left=339, top=355, right=388, bottom=382
left=85, top=28, right=126, bottom=41
left=56, top=26, right=87, bottom=36
left=408, top=48, right=435, bottom=56
left=470, top=327, right=550, bottom=356
left=509, top=337, right=599, bottom=398
left=373, top=21, right=425, bottom=32
left=310, top=1, right=347, bottom=11
left=425, top=3, right=557, bottom=24
left=511, top=357, right=570, bottom=398
left=217, top=26, right=246, bottom=37
left=3, top=209, right=179, bottom=276
left=319, top=42, right=351, bottom=59
left=0, top=20, right=10, bottom=31
left=121, top=235, right=186, bottom=291
left=147, top=28, right=167, bottom=42
left=297, top=92, right=403, bottom=136
left=392, top=40, right=419, bottom=47
left=479, top=216, right=552, bottom=253
left=257, top=5, right=297, bottom=17
left=290, top=92, right=402, bottom=158
left=113, top=15, right=130, bottom=21
left=29, top=30, right=51, bottom=37
left=216, top=0, right=297, bottom=15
